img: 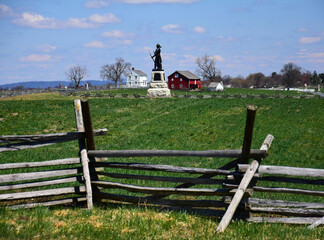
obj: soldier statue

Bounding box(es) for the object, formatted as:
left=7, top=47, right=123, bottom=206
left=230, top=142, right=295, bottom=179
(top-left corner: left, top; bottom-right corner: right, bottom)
left=151, top=44, right=162, bottom=71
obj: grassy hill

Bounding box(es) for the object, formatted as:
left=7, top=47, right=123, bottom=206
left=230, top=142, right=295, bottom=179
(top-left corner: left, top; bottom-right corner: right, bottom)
left=0, top=91, right=323, bottom=239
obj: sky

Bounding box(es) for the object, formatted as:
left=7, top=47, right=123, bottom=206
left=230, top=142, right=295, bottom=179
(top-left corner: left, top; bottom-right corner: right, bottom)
left=0, top=0, right=324, bottom=85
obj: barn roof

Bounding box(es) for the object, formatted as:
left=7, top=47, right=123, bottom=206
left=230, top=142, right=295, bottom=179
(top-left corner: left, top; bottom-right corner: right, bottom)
left=171, top=71, right=200, bottom=80
left=134, top=70, right=147, bottom=76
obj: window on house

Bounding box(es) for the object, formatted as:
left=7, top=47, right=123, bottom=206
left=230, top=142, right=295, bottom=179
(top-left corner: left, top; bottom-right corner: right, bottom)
left=180, top=78, right=182, bottom=81
left=180, top=84, right=183, bottom=88
left=175, top=74, right=179, bottom=78
left=171, top=84, right=174, bottom=88
left=171, top=78, right=174, bottom=81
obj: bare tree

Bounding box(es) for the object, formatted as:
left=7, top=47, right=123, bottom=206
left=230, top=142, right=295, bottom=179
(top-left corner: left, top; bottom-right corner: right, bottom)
left=100, top=58, right=131, bottom=87
left=65, top=65, right=87, bottom=89
left=222, top=75, right=232, bottom=85
left=246, top=72, right=266, bottom=88
left=195, top=54, right=221, bottom=82
left=231, top=75, right=248, bottom=88
left=281, top=62, right=301, bottom=89
left=301, top=70, right=312, bottom=85
left=270, top=72, right=283, bottom=87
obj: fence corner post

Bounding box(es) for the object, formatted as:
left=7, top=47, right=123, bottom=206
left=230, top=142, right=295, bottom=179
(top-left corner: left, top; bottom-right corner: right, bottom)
left=240, top=105, right=257, bottom=164
left=81, top=100, right=96, bottom=151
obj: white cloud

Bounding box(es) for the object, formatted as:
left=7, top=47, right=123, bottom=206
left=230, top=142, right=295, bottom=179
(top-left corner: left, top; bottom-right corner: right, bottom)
left=20, top=54, right=52, bottom=62
left=161, top=24, right=184, bottom=34
left=163, top=52, right=177, bottom=60
left=183, top=54, right=196, bottom=60
left=0, top=4, right=14, bottom=17
left=84, top=0, right=110, bottom=8
left=84, top=39, right=132, bottom=48
left=299, top=37, right=322, bottom=44
left=84, top=41, right=105, bottom=48
left=12, top=12, right=120, bottom=29
left=212, top=55, right=225, bottom=62
left=121, top=39, right=133, bottom=45
left=88, top=13, right=120, bottom=24
left=216, top=35, right=234, bottom=41
left=65, top=17, right=96, bottom=28
left=102, top=30, right=134, bottom=38
left=297, top=50, right=324, bottom=63
left=193, top=26, right=206, bottom=34
left=37, top=44, right=57, bottom=52
left=13, top=12, right=57, bottom=29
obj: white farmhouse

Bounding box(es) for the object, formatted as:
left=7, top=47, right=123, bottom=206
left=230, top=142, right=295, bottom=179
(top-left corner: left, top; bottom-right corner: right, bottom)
left=208, top=81, right=224, bottom=91
left=126, top=68, right=148, bottom=88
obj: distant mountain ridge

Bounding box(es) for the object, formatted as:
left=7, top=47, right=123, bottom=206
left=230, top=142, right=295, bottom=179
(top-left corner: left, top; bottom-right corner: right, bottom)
left=0, top=80, right=107, bottom=89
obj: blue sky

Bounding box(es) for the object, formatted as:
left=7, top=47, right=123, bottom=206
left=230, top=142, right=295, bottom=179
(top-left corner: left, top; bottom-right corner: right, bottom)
left=0, top=0, right=323, bottom=84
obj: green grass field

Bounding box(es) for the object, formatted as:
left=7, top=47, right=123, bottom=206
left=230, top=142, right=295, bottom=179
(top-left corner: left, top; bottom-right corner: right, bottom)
left=0, top=89, right=323, bottom=239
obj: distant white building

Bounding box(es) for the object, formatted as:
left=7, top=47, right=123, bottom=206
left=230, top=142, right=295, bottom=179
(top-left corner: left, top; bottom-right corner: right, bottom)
left=126, top=68, right=148, bottom=88
left=208, top=81, right=224, bottom=91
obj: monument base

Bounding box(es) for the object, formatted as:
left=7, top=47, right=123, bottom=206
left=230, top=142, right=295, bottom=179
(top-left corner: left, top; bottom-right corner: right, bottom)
left=147, top=88, right=171, bottom=98
left=149, top=82, right=168, bottom=88
left=147, top=70, right=171, bottom=98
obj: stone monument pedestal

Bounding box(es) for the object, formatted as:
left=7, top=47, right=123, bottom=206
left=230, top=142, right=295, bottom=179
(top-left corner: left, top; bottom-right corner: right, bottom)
left=147, top=70, right=171, bottom=98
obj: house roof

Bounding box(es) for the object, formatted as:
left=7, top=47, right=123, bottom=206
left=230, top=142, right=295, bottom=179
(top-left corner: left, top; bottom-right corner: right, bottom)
left=134, top=70, right=147, bottom=76
left=208, top=82, right=223, bottom=88
left=169, top=71, right=200, bottom=80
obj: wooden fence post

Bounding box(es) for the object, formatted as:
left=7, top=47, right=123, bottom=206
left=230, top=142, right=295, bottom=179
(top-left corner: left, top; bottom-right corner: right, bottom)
left=81, top=100, right=96, bottom=150
left=217, top=134, right=274, bottom=233
left=80, top=100, right=102, bottom=204
left=240, top=105, right=257, bottom=164
left=74, top=99, right=93, bottom=209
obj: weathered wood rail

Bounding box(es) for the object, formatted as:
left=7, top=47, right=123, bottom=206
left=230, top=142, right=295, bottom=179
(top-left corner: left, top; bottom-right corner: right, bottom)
left=0, top=99, right=107, bottom=209
left=237, top=163, right=324, bottom=225
left=0, top=129, right=107, bottom=153
left=0, top=155, right=87, bottom=208
left=87, top=149, right=268, bottom=159
left=1, top=99, right=323, bottom=232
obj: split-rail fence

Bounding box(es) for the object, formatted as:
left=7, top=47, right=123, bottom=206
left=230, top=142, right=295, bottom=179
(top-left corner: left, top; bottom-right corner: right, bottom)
left=0, top=99, right=323, bottom=232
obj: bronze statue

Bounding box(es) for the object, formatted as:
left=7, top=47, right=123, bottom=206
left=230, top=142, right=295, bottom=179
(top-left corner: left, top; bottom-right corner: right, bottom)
left=151, top=44, right=162, bottom=71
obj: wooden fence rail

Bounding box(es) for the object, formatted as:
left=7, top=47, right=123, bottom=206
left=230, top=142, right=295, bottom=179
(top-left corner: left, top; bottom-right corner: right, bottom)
left=91, top=162, right=239, bottom=175
left=0, top=99, right=107, bottom=209
left=0, top=167, right=83, bottom=183
left=0, top=129, right=107, bottom=143
left=0, top=129, right=107, bottom=153
left=0, top=157, right=80, bottom=170
left=88, top=149, right=267, bottom=159
left=92, top=180, right=253, bottom=197
left=238, top=164, right=324, bottom=177
left=235, top=165, right=324, bottom=226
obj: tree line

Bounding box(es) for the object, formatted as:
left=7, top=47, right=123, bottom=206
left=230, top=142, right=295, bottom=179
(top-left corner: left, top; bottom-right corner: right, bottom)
left=196, top=55, right=323, bottom=89
left=65, top=55, right=323, bottom=89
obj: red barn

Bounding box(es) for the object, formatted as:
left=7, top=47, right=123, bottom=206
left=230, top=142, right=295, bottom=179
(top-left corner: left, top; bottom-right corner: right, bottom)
left=168, top=71, right=201, bottom=90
